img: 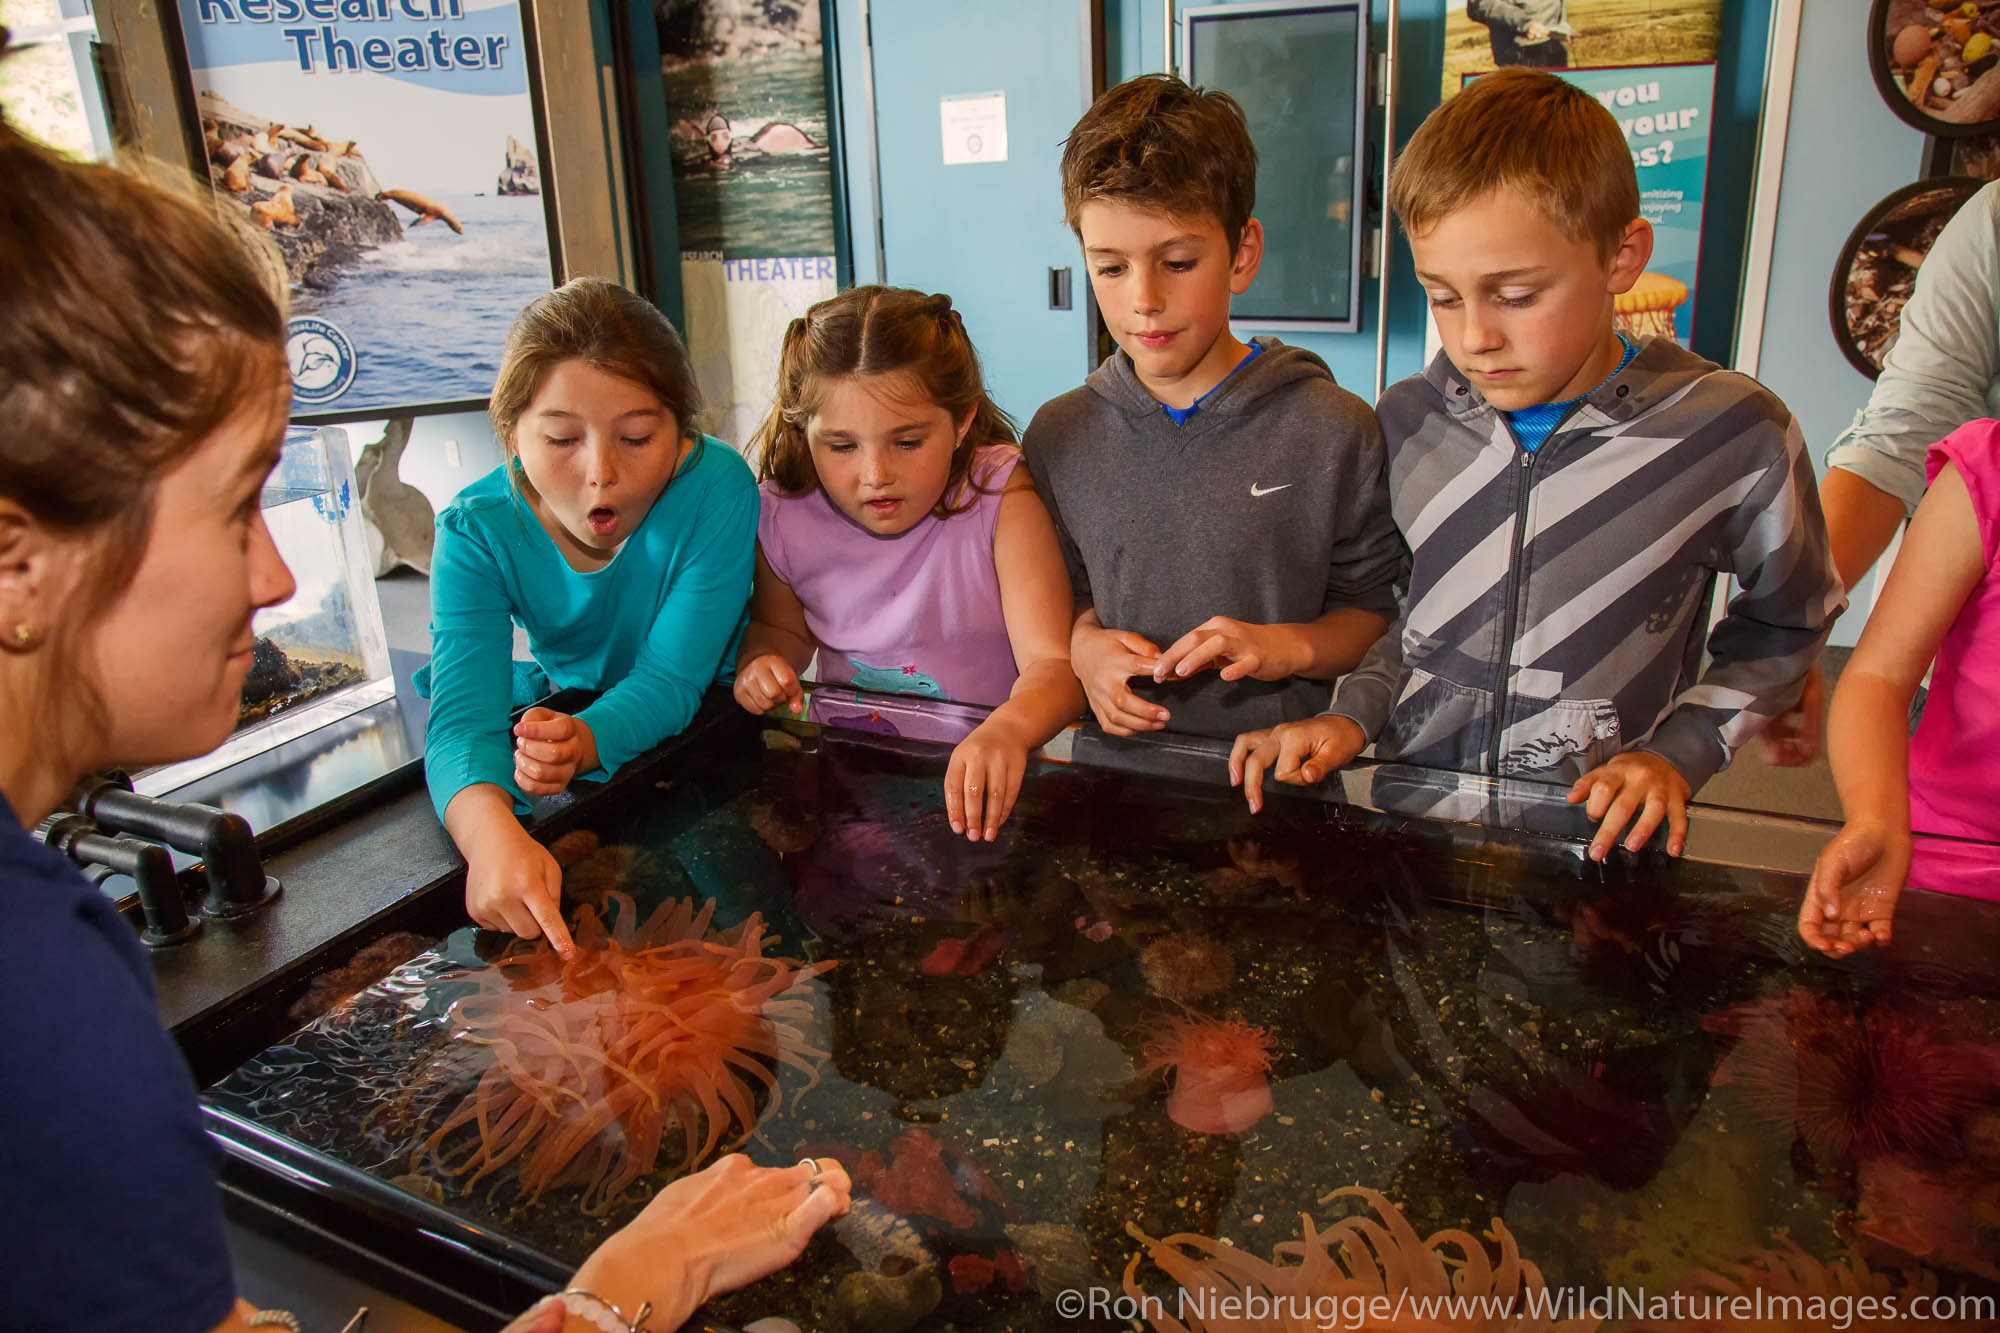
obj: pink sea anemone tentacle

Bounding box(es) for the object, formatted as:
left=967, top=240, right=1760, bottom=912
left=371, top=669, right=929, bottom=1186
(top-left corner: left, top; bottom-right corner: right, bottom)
left=1128, top=1188, right=1602, bottom=1333
left=1139, top=1011, right=1279, bottom=1136
left=409, top=897, right=832, bottom=1214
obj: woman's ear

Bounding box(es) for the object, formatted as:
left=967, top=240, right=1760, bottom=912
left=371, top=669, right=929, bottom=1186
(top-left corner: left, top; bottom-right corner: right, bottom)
left=954, top=409, right=977, bottom=448
left=0, top=503, right=62, bottom=653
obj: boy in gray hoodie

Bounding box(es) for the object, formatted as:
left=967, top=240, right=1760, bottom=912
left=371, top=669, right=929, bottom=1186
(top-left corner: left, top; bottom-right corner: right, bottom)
left=1232, top=69, right=1844, bottom=861
left=1022, top=75, right=1406, bottom=741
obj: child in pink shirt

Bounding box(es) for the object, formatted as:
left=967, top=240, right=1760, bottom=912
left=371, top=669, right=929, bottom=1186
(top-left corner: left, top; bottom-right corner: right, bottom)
left=1802, top=418, right=2000, bottom=956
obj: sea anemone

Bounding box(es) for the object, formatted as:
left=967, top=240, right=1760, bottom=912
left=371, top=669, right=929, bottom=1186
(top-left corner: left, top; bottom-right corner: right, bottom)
left=1140, top=933, right=1237, bottom=1007
left=1124, top=1185, right=1598, bottom=1332
left=1679, top=1235, right=1978, bottom=1331
left=410, top=891, right=831, bottom=1214
left=546, top=828, right=601, bottom=868
left=1139, top=1012, right=1276, bottom=1135
left=560, top=842, right=665, bottom=914
left=1703, top=987, right=1987, bottom=1164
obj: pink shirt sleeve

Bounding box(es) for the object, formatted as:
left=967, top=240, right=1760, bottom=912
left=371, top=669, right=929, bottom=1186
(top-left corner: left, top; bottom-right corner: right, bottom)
left=1926, top=419, right=2000, bottom=568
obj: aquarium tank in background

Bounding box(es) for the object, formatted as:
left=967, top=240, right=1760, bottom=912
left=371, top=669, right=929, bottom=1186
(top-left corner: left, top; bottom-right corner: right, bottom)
left=136, top=426, right=395, bottom=796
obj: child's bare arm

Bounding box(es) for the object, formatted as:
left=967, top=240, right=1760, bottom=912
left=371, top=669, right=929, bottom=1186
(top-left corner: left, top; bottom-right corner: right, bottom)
left=444, top=783, right=574, bottom=958
left=948, top=472, right=1087, bottom=839
left=735, top=545, right=816, bottom=715
left=1804, top=462, right=1984, bottom=955
left=1152, top=607, right=1391, bottom=684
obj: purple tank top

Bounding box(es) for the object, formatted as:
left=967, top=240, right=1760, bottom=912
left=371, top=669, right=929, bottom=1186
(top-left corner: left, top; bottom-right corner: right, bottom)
left=759, top=444, right=1022, bottom=706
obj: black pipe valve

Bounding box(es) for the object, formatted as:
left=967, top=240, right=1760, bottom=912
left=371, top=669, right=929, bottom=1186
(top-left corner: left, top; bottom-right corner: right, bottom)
left=72, top=776, right=282, bottom=920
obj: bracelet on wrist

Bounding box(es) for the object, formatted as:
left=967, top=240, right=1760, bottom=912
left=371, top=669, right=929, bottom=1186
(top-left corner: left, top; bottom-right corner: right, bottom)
left=557, top=1288, right=653, bottom=1333
left=245, top=1313, right=303, bottom=1332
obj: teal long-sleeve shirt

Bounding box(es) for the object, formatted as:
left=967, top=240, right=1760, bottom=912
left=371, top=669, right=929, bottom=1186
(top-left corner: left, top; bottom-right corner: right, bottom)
left=422, top=436, right=756, bottom=820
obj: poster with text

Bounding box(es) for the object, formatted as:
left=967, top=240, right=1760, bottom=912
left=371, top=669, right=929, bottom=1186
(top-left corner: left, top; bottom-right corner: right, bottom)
left=1442, top=0, right=1721, bottom=100
left=175, top=0, right=556, bottom=417
left=1462, top=61, right=1714, bottom=344
left=659, top=0, right=838, bottom=460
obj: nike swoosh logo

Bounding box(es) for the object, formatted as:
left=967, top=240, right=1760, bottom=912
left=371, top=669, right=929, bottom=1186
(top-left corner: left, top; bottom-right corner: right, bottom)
left=1249, top=482, right=1293, bottom=497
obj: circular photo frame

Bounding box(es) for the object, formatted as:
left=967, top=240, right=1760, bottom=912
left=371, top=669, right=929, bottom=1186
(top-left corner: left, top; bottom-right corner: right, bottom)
left=1830, top=176, right=1984, bottom=379
left=1870, top=0, right=2000, bottom=137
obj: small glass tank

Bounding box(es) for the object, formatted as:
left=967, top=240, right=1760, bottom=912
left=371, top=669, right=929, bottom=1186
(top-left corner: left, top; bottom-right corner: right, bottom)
left=137, top=426, right=394, bottom=796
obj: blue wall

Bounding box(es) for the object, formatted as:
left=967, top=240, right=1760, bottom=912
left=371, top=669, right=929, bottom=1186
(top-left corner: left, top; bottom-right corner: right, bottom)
left=1742, top=1, right=1926, bottom=647
left=1104, top=0, right=1442, bottom=394
left=1750, top=7, right=1924, bottom=472
left=836, top=1, right=1777, bottom=400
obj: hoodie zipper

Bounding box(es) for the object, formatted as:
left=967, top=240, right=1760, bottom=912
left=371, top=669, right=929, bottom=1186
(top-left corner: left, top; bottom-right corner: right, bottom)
left=1484, top=399, right=1590, bottom=774
left=1488, top=445, right=1536, bottom=774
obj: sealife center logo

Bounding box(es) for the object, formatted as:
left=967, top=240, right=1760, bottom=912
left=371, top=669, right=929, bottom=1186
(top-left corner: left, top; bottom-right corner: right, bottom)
left=286, top=316, right=358, bottom=406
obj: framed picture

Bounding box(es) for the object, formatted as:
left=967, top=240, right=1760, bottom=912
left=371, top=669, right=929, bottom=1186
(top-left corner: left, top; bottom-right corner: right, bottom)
left=1460, top=62, right=1716, bottom=347
left=656, top=0, right=845, bottom=449
left=167, top=0, right=564, bottom=423
left=1830, top=176, right=1982, bottom=379
left=1440, top=0, right=1723, bottom=98
left=1869, top=0, right=2000, bottom=138
left=1182, top=0, right=1368, bottom=332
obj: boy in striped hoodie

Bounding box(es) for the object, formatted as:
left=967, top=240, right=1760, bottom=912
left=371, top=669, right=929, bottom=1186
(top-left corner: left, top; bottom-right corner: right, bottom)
left=1230, top=68, right=1843, bottom=861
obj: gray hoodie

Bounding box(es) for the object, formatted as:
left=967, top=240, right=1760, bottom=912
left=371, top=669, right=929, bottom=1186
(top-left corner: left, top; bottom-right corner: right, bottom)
left=1023, top=337, right=1406, bottom=739
left=1328, top=339, right=1845, bottom=790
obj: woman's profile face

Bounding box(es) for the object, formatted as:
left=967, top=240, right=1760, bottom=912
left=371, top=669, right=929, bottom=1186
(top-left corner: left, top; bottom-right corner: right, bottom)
left=80, top=376, right=297, bottom=770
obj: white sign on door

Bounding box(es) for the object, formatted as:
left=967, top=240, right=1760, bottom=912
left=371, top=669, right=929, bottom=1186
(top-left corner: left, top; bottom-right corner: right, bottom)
left=940, top=90, right=1008, bottom=165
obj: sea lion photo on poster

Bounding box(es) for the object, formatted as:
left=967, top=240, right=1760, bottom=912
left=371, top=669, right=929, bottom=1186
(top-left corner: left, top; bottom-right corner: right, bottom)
left=174, top=0, right=558, bottom=416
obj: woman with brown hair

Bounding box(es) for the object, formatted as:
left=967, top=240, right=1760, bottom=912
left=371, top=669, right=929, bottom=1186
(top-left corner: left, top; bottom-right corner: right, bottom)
left=423, top=278, right=757, bottom=958
left=0, top=55, right=844, bottom=1333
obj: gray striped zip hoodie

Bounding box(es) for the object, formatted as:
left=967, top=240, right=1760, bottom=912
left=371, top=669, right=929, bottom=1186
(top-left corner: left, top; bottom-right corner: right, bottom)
left=1326, top=338, right=1844, bottom=790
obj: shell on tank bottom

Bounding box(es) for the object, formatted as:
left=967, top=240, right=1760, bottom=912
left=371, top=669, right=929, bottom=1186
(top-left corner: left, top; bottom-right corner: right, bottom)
left=830, top=1262, right=943, bottom=1333
left=1004, top=1221, right=1097, bottom=1303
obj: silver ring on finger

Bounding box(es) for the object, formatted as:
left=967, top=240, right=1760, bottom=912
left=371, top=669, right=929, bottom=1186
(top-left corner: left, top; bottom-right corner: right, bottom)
left=797, top=1156, right=824, bottom=1187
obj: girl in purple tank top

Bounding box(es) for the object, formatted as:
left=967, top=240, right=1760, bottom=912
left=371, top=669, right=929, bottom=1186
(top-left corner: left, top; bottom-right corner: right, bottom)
left=733, top=287, right=1086, bottom=841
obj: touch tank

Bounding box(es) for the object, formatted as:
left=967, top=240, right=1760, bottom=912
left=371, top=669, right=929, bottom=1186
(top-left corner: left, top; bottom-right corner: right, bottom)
left=202, top=692, right=2000, bottom=1330
left=139, top=425, right=393, bottom=796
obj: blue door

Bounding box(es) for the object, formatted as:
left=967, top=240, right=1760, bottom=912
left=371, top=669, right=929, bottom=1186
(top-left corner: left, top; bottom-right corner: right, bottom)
left=863, top=0, right=1096, bottom=425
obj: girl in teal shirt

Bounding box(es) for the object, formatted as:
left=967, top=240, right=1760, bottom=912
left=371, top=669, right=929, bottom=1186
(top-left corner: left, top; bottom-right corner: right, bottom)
left=425, top=279, right=756, bottom=956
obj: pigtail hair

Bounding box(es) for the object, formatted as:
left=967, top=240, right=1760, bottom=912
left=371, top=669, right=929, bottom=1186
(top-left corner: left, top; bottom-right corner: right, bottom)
left=925, top=293, right=1015, bottom=514
left=751, top=314, right=819, bottom=494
